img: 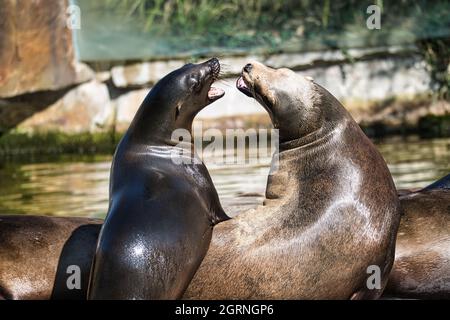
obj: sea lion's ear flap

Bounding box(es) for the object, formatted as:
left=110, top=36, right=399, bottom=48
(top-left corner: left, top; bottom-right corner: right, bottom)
left=175, top=104, right=181, bottom=119
left=186, top=75, right=200, bottom=92
left=267, top=88, right=278, bottom=105
left=305, top=76, right=314, bottom=82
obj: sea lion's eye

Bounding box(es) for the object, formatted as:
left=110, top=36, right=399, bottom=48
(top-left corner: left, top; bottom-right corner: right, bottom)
left=188, top=75, right=201, bottom=92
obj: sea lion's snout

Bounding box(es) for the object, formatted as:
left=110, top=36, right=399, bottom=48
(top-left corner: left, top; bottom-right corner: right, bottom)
left=236, top=76, right=253, bottom=97
left=236, top=61, right=323, bottom=141
left=236, top=61, right=274, bottom=102
left=203, top=58, right=224, bottom=102
left=236, top=63, right=255, bottom=98
left=207, top=57, right=221, bottom=80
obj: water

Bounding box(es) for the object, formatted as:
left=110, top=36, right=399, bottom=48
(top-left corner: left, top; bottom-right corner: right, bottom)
left=0, top=137, right=448, bottom=218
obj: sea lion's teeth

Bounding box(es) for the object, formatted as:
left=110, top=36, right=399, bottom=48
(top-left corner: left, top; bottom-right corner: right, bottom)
left=236, top=76, right=253, bottom=98
left=207, top=86, right=225, bottom=99
left=237, top=77, right=248, bottom=89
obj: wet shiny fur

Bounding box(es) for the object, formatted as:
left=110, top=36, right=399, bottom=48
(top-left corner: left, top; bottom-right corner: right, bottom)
left=0, top=62, right=447, bottom=300
left=183, top=62, right=402, bottom=299
left=0, top=216, right=101, bottom=300
left=88, top=58, right=228, bottom=300
left=384, top=174, right=450, bottom=299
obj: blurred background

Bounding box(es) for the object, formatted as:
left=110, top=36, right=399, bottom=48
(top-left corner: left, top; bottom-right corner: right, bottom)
left=0, top=0, right=449, bottom=217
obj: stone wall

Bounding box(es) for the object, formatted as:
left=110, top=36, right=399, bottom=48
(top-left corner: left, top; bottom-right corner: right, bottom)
left=0, top=0, right=93, bottom=98
left=50, top=46, right=447, bottom=135
left=0, top=0, right=447, bottom=136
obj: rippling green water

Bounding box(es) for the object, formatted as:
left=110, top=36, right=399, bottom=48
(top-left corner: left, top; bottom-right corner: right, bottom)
left=0, top=136, right=448, bottom=218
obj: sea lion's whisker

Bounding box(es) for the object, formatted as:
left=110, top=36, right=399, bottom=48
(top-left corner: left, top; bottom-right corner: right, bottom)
left=217, top=71, right=234, bottom=80
left=216, top=79, right=233, bottom=88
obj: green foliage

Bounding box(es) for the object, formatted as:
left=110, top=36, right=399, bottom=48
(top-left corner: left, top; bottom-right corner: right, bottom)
left=418, top=114, right=450, bottom=138
left=94, top=0, right=450, bottom=50
left=0, top=132, right=122, bottom=158
left=418, top=38, right=450, bottom=100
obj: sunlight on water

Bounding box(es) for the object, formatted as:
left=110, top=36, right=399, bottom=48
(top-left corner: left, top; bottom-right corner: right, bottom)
left=0, top=137, right=448, bottom=218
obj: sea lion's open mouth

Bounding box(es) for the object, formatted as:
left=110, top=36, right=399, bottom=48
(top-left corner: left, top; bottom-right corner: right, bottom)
left=207, top=58, right=225, bottom=102
left=207, top=86, right=225, bottom=102
left=236, top=76, right=253, bottom=97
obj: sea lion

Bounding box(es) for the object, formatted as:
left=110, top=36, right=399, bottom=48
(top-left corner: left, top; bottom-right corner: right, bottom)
left=384, top=174, right=450, bottom=299
left=183, top=62, right=402, bottom=299
left=88, top=58, right=229, bottom=300
left=422, top=173, right=450, bottom=191
left=0, top=216, right=101, bottom=300
left=0, top=61, right=444, bottom=300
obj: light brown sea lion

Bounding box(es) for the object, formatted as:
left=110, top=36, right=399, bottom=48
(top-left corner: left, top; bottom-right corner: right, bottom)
left=384, top=174, right=450, bottom=299
left=0, top=216, right=101, bottom=300
left=182, top=62, right=402, bottom=299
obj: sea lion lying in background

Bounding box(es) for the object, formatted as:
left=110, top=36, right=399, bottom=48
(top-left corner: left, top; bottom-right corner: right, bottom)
left=183, top=62, right=402, bottom=299
left=384, top=174, right=450, bottom=299
left=0, top=216, right=101, bottom=300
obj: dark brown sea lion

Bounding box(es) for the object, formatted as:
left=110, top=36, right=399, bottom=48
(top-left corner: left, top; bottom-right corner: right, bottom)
left=182, top=62, right=402, bottom=299
left=384, top=174, right=450, bottom=299
left=87, top=58, right=229, bottom=300
left=0, top=216, right=101, bottom=300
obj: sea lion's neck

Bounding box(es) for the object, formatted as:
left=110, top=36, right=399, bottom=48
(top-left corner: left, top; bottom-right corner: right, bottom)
left=126, top=93, right=182, bottom=146
left=278, top=125, right=336, bottom=152
left=264, top=121, right=347, bottom=204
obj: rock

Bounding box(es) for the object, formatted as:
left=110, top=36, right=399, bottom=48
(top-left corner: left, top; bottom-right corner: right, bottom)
left=113, top=88, right=150, bottom=132
left=0, top=0, right=93, bottom=98
left=17, top=81, right=113, bottom=133
left=0, top=36, right=440, bottom=135
left=0, top=87, right=74, bottom=133
left=217, top=56, right=263, bottom=75
left=95, top=71, right=111, bottom=83
left=266, top=51, right=343, bottom=69
left=110, top=57, right=263, bottom=88
left=199, top=56, right=432, bottom=129
left=307, top=55, right=448, bottom=128
left=303, top=57, right=430, bottom=102
left=297, top=56, right=431, bottom=125
left=108, top=45, right=419, bottom=88
left=111, top=61, right=185, bottom=88
left=265, top=46, right=417, bottom=69
left=197, top=78, right=265, bottom=120
left=205, top=45, right=418, bottom=76
left=111, top=81, right=267, bottom=133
